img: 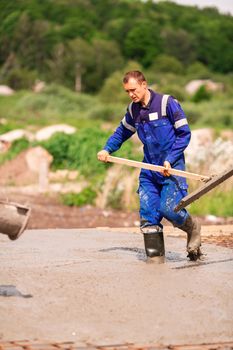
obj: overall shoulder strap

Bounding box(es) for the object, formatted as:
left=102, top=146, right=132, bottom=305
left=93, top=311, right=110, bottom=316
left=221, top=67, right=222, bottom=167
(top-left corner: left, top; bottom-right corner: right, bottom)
left=127, top=102, right=133, bottom=118
left=161, top=94, right=170, bottom=117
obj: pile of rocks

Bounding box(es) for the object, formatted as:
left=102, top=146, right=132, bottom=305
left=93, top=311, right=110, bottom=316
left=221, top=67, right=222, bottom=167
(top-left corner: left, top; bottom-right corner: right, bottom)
left=185, top=128, right=233, bottom=177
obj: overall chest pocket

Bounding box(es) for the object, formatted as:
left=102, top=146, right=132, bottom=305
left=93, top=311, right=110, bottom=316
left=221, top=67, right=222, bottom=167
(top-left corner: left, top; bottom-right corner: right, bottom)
left=147, top=118, right=172, bottom=144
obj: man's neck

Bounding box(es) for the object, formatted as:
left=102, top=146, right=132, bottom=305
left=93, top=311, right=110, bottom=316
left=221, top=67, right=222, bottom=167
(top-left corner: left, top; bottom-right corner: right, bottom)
left=141, top=89, right=151, bottom=107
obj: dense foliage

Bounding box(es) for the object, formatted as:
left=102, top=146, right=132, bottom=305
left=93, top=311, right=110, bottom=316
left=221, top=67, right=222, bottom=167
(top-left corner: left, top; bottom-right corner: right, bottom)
left=0, top=0, right=232, bottom=92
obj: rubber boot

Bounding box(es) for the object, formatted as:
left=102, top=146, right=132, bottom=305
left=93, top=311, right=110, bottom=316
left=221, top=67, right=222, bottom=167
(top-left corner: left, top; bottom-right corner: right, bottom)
left=141, top=226, right=165, bottom=262
left=179, top=215, right=201, bottom=261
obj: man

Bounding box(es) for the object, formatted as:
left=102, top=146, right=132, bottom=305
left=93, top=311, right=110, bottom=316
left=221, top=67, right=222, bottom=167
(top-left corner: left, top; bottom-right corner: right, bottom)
left=97, top=71, right=201, bottom=261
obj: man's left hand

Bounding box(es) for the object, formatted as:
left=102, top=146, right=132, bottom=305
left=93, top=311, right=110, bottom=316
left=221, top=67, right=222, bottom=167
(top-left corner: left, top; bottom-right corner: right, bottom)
left=163, top=161, right=171, bottom=176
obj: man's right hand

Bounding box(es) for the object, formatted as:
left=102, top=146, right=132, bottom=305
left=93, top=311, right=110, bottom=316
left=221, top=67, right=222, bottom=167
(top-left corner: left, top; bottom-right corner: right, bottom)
left=97, top=150, right=109, bottom=162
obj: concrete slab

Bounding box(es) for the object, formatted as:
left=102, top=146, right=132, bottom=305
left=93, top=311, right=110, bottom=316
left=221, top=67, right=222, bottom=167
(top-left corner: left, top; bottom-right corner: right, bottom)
left=0, top=228, right=232, bottom=346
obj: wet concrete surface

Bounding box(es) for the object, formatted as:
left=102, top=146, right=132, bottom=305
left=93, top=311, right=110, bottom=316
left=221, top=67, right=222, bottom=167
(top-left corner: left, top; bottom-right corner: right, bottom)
left=0, top=226, right=232, bottom=346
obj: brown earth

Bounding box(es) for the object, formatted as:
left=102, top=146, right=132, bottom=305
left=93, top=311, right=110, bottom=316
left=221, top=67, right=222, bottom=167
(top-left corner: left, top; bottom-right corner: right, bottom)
left=2, top=191, right=140, bottom=229
left=0, top=150, right=38, bottom=186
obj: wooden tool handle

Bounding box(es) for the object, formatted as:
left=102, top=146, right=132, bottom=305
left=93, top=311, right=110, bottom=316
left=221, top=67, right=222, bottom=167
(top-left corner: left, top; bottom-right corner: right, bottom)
left=107, top=156, right=210, bottom=182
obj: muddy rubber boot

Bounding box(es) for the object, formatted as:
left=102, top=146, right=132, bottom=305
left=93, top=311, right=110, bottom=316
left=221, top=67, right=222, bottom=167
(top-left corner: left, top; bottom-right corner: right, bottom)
left=180, top=216, right=201, bottom=261
left=141, top=226, right=165, bottom=262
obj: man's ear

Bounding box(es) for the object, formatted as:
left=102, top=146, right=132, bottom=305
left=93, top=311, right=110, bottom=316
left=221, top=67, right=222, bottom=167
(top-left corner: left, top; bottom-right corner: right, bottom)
left=142, top=81, right=147, bottom=89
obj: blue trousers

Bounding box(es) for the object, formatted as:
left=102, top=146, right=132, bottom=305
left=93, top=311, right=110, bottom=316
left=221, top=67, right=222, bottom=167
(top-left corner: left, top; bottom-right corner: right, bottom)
left=138, top=172, right=189, bottom=228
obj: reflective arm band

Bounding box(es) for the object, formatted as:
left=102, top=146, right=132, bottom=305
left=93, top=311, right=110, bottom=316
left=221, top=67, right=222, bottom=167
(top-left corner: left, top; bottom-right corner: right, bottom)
left=121, top=117, right=136, bottom=133
left=174, top=118, right=188, bottom=129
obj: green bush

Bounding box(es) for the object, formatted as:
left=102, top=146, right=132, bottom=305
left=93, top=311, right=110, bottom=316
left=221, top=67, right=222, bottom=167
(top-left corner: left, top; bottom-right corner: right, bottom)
left=191, top=85, right=212, bottom=103
left=150, top=54, right=184, bottom=74
left=39, top=132, right=71, bottom=168
left=66, top=128, right=112, bottom=177
left=86, top=103, right=125, bottom=121
left=39, top=128, right=112, bottom=176
left=39, top=127, right=141, bottom=178
left=186, top=62, right=211, bottom=79
left=60, top=187, right=97, bottom=206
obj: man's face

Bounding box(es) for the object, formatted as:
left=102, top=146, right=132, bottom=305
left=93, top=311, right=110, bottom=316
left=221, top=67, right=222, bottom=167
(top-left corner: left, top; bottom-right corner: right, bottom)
left=123, top=78, right=147, bottom=103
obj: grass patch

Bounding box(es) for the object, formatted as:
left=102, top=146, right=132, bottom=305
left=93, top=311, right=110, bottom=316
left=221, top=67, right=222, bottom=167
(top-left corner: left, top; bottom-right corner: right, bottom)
left=60, top=187, right=97, bottom=207
left=189, top=190, right=233, bottom=217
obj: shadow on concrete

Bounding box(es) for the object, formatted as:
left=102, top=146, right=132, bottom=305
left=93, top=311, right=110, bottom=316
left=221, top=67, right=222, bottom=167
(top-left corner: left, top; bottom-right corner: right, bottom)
left=0, top=285, right=33, bottom=298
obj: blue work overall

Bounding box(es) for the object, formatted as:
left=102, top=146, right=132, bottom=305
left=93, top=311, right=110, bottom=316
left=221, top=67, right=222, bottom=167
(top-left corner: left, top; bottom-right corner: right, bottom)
left=104, top=90, right=191, bottom=228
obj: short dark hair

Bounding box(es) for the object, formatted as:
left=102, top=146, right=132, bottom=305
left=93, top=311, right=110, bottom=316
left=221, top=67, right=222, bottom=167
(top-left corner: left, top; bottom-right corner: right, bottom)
left=123, top=71, right=146, bottom=84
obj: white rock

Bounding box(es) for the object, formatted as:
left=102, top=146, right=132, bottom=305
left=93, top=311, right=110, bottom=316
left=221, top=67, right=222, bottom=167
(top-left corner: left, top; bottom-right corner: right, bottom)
left=190, top=128, right=214, bottom=146
left=25, top=146, right=53, bottom=173
left=33, top=80, right=46, bottom=93
left=0, top=85, right=14, bottom=96
left=205, top=215, right=222, bottom=224
left=0, top=129, right=34, bottom=142
left=185, top=79, right=223, bottom=95
left=35, top=124, right=76, bottom=141
left=185, top=130, right=233, bottom=176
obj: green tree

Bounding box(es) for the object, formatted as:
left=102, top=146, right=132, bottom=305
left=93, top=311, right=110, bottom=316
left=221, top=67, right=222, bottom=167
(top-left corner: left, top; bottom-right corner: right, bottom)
left=0, top=11, right=21, bottom=65
left=124, top=19, right=162, bottom=67
left=47, top=38, right=93, bottom=91
left=194, top=19, right=233, bottom=73
left=0, top=0, right=233, bottom=93
left=84, top=38, right=124, bottom=92
left=105, top=18, right=131, bottom=44
left=162, top=28, right=197, bottom=65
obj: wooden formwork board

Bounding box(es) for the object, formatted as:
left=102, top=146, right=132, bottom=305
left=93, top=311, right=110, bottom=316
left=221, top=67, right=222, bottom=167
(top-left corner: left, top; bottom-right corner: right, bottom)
left=174, top=167, right=233, bottom=212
